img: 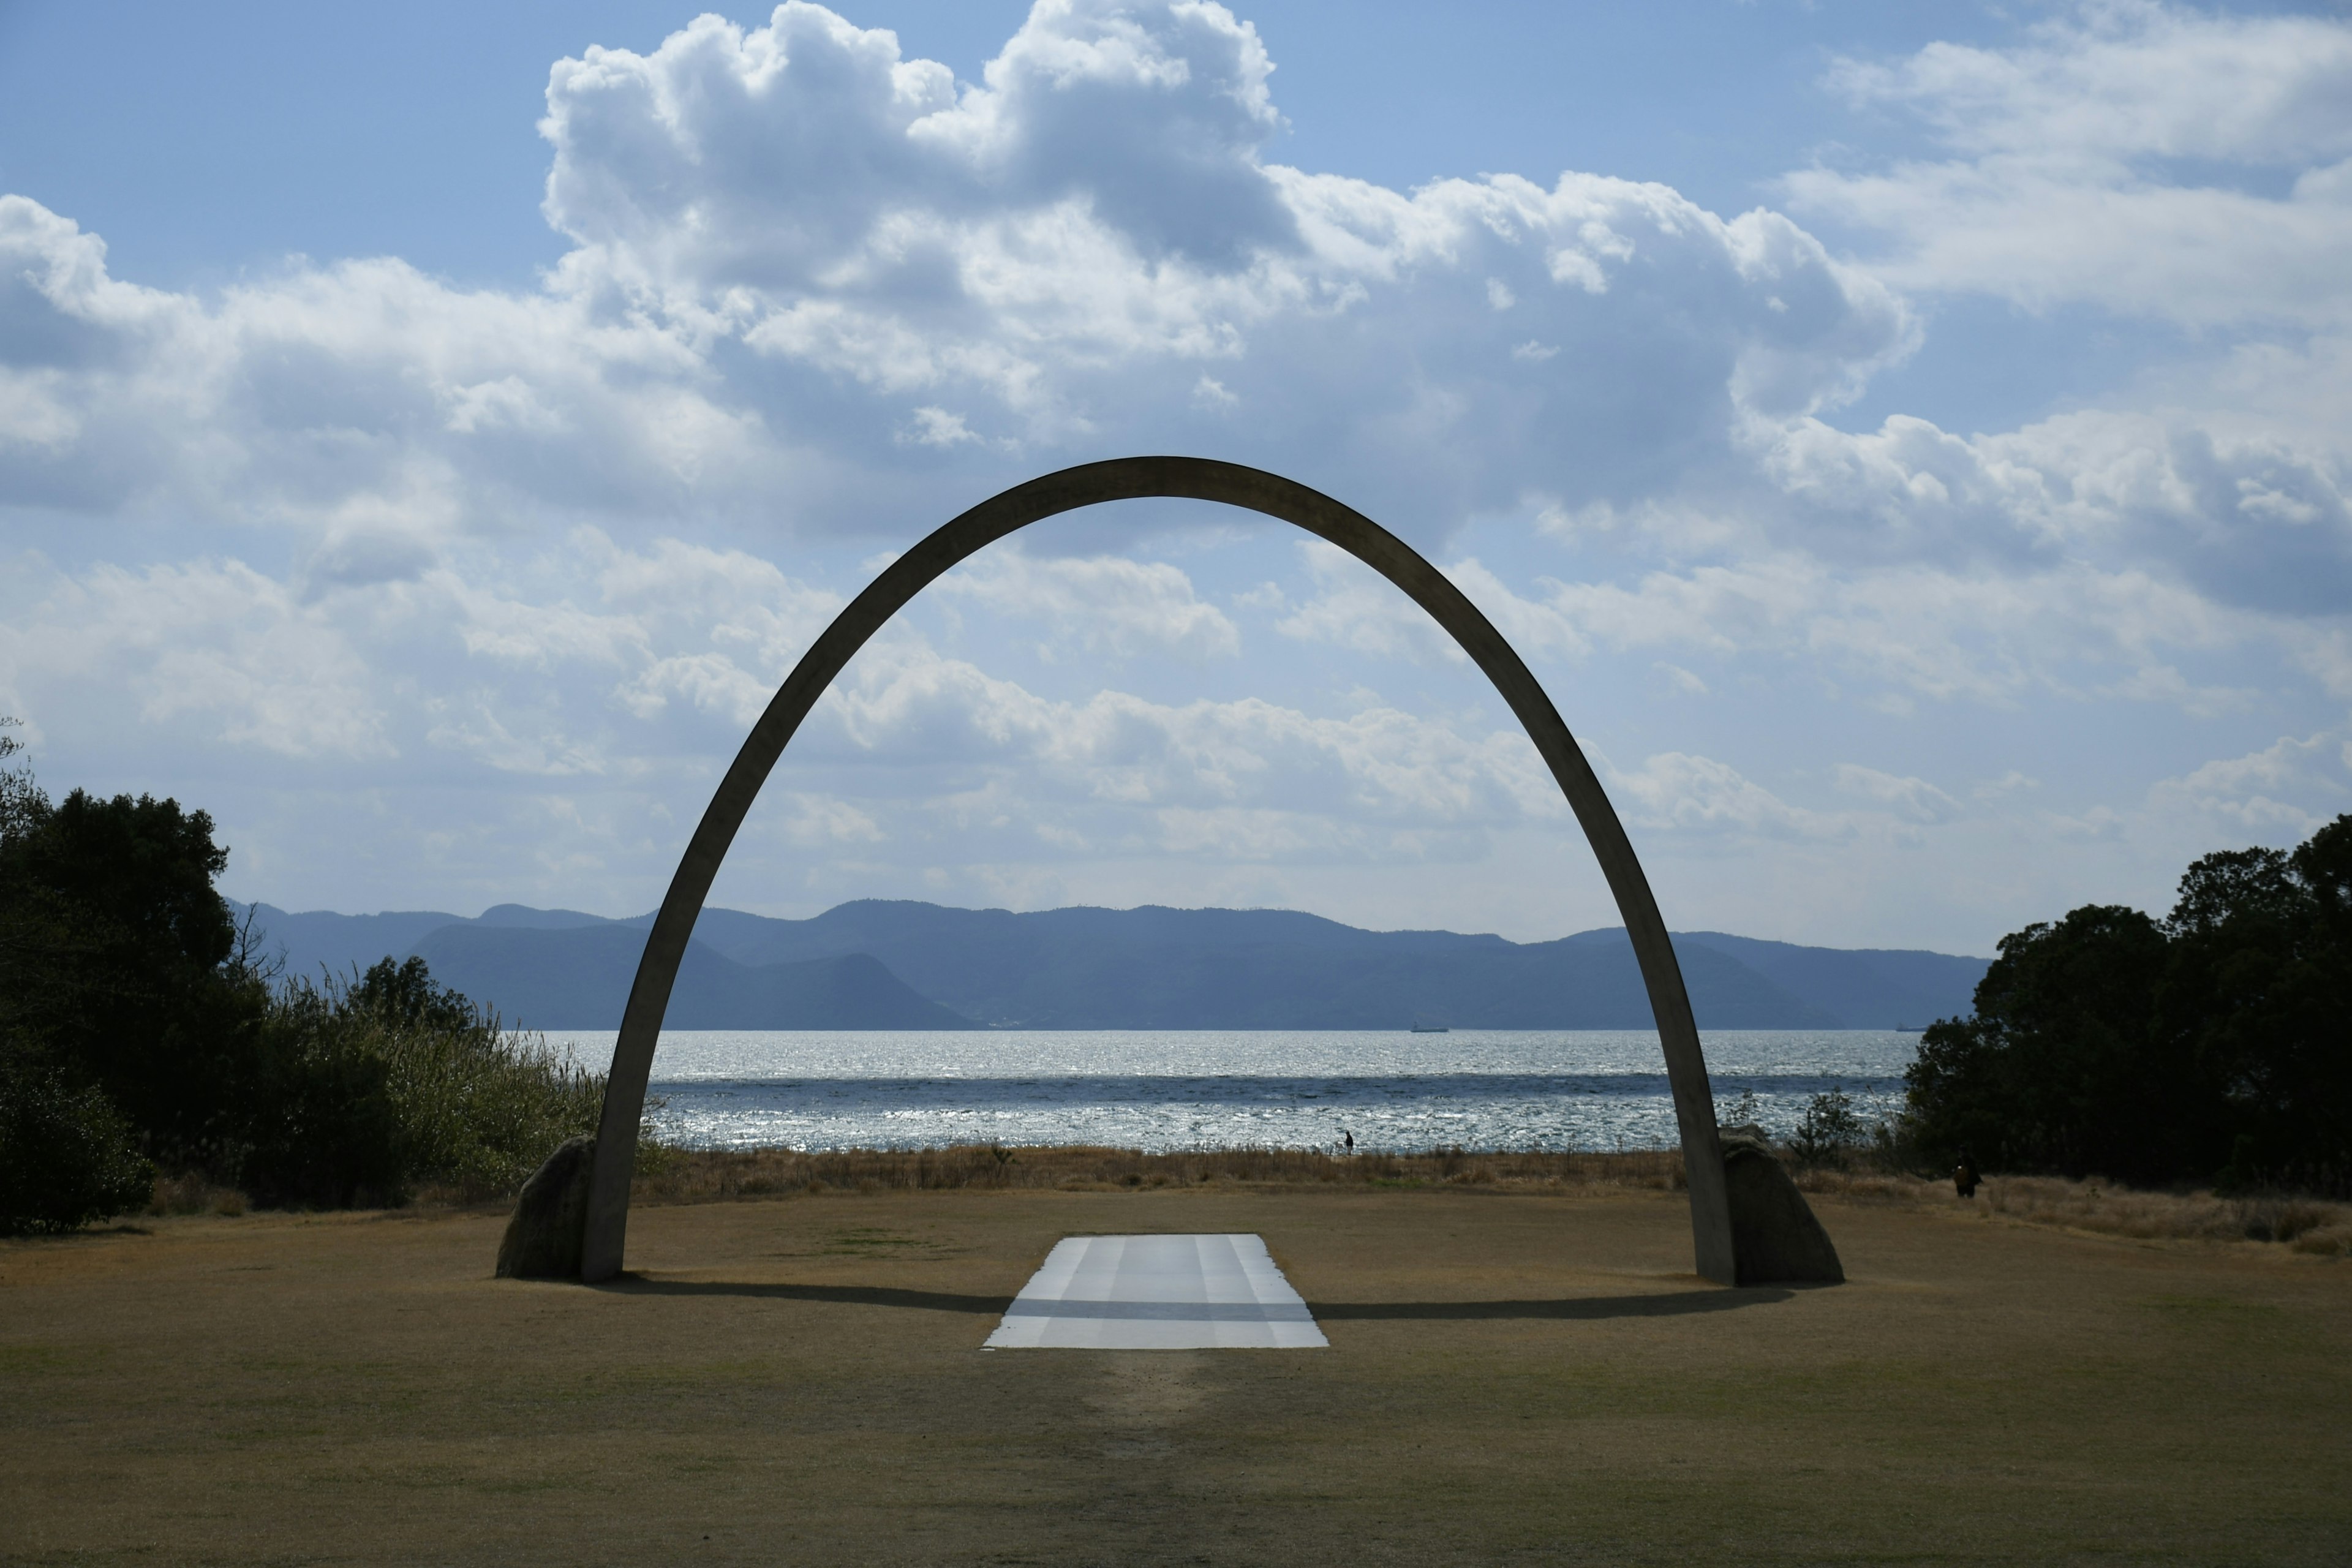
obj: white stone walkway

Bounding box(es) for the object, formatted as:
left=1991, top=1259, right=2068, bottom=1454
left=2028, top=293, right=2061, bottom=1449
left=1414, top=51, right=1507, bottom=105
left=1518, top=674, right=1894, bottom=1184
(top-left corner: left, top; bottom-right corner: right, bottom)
left=984, top=1234, right=1329, bottom=1350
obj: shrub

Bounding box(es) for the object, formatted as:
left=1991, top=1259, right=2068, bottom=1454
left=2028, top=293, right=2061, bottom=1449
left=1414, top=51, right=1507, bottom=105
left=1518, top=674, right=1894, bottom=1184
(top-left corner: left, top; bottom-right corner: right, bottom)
left=253, top=959, right=603, bottom=1204
left=238, top=1002, right=407, bottom=1208
left=0, top=1048, right=156, bottom=1235
left=1789, top=1085, right=1866, bottom=1170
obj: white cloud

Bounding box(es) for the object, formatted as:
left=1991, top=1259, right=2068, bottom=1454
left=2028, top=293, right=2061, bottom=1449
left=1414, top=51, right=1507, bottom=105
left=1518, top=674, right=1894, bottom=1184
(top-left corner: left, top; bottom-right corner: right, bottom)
left=0, top=533, right=845, bottom=774
left=1302, top=540, right=2271, bottom=717
left=905, top=407, right=980, bottom=447
left=0, top=194, right=785, bottom=540
left=2, top=0, right=2346, bottom=949
left=1272, top=541, right=1466, bottom=663
left=782, top=793, right=887, bottom=846
left=1785, top=1, right=2352, bottom=326
left=1606, top=752, right=1842, bottom=840
left=0, top=0, right=1915, bottom=597
left=1754, top=404, right=2351, bottom=620
left=2146, top=731, right=2351, bottom=837
left=1834, top=763, right=1961, bottom=824
left=816, top=636, right=1561, bottom=831
left=0, top=557, right=391, bottom=760
left=933, top=549, right=1240, bottom=659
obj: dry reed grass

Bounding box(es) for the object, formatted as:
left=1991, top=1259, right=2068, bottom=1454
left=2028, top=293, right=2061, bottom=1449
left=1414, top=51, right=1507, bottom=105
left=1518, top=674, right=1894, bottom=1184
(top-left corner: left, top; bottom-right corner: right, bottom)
left=1795, top=1164, right=2352, bottom=1254
left=623, top=1143, right=2352, bottom=1257
left=186, top=1128, right=2347, bottom=1259
left=628, top=1143, right=1690, bottom=1202
left=147, top=1170, right=247, bottom=1218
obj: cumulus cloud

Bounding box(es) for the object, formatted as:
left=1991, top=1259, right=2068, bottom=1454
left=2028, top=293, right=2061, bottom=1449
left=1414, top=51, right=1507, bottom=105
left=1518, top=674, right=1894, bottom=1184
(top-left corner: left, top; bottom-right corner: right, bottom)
left=1, top=0, right=1912, bottom=554
left=0, top=195, right=780, bottom=538
left=1755, top=400, right=2352, bottom=624
left=1, top=0, right=2345, bottom=945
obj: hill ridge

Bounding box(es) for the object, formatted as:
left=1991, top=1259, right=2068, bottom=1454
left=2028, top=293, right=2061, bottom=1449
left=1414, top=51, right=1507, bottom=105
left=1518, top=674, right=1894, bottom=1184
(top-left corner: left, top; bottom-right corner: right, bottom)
left=230, top=898, right=1986, bottom=1031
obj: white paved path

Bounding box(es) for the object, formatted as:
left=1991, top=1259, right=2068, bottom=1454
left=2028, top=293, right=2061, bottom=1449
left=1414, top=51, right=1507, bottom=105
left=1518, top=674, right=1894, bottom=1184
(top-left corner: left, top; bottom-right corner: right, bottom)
left=984, top=1234, right=1329, bottom=1350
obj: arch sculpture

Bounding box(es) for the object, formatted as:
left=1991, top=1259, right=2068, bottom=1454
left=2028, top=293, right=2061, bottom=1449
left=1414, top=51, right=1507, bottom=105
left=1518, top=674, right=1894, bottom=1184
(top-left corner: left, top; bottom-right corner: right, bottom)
left=581, top=457, right=1738, bottom=1284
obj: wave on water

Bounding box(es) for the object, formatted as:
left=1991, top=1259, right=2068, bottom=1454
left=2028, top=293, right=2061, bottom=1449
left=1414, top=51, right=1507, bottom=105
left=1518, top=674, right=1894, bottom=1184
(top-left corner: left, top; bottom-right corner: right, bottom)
left=538, top=1029, right=1919, bottom=1155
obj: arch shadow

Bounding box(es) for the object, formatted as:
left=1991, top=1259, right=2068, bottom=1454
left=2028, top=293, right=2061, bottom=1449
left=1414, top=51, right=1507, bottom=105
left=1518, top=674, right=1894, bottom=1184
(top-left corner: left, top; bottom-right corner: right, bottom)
left=587, top=1280, right=1795, bottom=1322
left=581, top=458, right=1735, bottom=1284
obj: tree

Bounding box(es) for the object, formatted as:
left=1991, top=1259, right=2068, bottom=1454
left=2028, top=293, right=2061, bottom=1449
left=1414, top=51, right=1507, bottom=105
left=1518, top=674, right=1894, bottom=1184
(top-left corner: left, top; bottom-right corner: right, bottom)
left=1789, top=1084, right=1864, bottom=1170
left=0, top=786, right=261, bottom=1166
left=1905, top=815, right=2352, bottom=1191
left=0, top=717, right=600, bottom=1223
left=349, top=955, right=483, bottom=1035
left=0, top=726, right=159, bottom=1232
left=1904, top=903, right=2196, bottom=1183
left=2160, top=825, right=2351, bottom=1189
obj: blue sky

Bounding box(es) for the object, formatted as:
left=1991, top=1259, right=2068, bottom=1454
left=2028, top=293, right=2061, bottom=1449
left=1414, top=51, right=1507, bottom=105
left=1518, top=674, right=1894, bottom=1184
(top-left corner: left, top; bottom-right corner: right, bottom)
left=2, top=0, right=2347, bottom=952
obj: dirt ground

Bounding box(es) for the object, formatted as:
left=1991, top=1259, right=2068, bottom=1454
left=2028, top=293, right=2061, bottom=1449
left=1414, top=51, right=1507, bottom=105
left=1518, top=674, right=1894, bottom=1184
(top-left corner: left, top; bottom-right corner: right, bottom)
left=4, top=1183, right=2348, bottom=1567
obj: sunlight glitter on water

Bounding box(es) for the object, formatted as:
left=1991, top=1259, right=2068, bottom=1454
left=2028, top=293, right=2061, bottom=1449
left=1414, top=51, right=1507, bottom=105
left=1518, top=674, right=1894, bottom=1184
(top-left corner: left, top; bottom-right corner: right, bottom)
left=538, top=1028, right=1919, bottom=1154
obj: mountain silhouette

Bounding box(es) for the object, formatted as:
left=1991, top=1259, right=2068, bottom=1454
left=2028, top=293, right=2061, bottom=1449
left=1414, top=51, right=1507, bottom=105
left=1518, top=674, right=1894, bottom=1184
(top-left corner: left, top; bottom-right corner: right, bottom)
left=233, top=898, right=1986, bottom=1031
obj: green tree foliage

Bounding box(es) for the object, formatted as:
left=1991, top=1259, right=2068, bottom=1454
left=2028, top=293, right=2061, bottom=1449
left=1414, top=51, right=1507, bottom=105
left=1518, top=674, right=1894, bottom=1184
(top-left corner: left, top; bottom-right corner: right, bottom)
left=0, top=723, right=159, bottom=1232
left=0, top=1051, right=157, bottom=1235
left=0, top=719, right=603, bottom=1231
left=1905, top=815, right=2352, bottom=1191
left=0, top=780, right=261, bottom=1166
left=2160, top=818, right=2352, bottom=1190
left=1789, top=1084, right=1865, bottom=1170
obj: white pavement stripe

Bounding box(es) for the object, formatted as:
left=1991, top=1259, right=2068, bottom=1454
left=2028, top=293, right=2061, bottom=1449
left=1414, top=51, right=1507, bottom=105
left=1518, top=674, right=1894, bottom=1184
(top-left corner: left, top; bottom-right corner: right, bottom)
left=984, top=1234, right=1329, bottom=1350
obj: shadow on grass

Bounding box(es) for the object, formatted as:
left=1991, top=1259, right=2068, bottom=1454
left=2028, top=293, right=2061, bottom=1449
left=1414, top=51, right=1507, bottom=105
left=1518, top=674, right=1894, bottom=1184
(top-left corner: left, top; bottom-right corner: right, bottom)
left=589, top=1276, right=1795, bottom=1321
left=1306, top=1287, right=1795, bottom=1321
left=594, top=1278, right=1016, bottom=1315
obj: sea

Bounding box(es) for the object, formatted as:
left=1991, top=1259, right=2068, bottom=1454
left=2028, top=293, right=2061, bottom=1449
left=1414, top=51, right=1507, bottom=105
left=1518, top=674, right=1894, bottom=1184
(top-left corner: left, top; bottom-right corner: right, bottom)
left=537, top=1028, right=1920, bottom=1154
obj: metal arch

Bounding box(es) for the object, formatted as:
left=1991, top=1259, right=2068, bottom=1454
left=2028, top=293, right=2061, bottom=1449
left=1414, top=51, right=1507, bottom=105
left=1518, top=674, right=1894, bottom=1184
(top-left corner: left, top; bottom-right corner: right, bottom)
left=579, top=457, right=1736, bottom=1283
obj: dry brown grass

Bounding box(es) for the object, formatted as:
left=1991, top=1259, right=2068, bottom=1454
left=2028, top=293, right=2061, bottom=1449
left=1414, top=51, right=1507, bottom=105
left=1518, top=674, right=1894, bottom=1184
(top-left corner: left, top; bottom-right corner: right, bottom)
left=628, top=1142, right=1691, bottom=1202
left=1980, top=1175, right=2351, bottom=1251
left=157, top=1138, right=2352, bottom=1259
left=144, top=1170, right=247, bottom=1218
left=6, top=1180, right=2349, bottom=1566
left=630, top=1144, right=2352, bottom=1256
left=1794, top=1165, right=2352, bottom=1253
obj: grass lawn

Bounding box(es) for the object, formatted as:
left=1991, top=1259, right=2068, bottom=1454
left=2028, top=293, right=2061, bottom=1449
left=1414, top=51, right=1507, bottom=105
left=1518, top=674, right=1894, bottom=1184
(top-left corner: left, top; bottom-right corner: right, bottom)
left=4, top=1180, right=2348, bottom=1566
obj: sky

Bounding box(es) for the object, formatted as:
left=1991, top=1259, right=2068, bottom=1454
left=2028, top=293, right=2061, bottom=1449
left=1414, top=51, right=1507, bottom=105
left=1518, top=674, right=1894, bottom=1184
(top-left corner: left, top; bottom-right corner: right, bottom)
left=1, top=0, right=2347, bottom=954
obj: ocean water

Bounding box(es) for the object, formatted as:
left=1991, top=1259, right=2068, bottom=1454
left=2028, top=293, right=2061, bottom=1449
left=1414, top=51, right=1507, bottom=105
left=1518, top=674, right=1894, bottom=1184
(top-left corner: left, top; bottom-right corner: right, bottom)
left=539, top=1029, right=1920, bottom=1154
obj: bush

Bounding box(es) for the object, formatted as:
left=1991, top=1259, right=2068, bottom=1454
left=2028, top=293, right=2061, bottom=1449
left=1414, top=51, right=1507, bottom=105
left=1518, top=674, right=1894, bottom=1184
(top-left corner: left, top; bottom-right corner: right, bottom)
left=1789, top=1085, right=1865, bottom=1170
left=250, top=959, right=603, bottom=1205
left=238, top=1001, right=407, bottom=1208
left=0, top=1049, right=156, bottom=1235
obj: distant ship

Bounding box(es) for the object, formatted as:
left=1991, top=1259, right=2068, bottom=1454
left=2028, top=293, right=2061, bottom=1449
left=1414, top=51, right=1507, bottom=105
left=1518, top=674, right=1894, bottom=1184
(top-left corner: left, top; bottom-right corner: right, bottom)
left=1409, top=1023, right=1449, bottom=1033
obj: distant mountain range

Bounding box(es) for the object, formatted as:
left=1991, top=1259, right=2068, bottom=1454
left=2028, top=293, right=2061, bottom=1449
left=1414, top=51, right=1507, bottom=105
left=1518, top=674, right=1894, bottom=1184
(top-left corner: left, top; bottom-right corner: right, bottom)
left=228, top=897, right=1988, bottom=1032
